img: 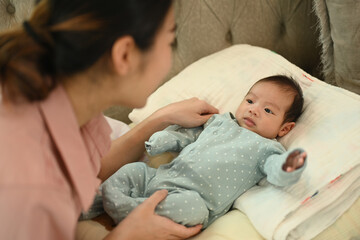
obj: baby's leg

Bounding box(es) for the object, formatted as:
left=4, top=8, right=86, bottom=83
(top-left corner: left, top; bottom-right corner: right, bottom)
left=102, top=162, right=156, bottom=224
left=155, top=190, right=209, bottom=227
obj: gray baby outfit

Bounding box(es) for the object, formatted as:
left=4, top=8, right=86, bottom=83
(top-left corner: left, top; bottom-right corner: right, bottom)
left=83, top=113, right=306, bottom=228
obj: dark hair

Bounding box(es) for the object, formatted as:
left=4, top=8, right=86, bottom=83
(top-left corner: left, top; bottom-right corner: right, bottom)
left=0, top=0, right=173, bottom=102
left=254, top=75, right=304, bottom=123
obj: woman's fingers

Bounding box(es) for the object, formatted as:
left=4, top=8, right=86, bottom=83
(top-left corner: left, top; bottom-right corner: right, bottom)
left=151, top=97, right=218, bottom=128
left=107, top=189, right=202, bottom=240
left=140, top=190, right=202, bottom=239
left=196, top=99, right=219, bottom=115
left=168, top=224, right=202, bottom=239
left=142, top=189, right=168, bottom=211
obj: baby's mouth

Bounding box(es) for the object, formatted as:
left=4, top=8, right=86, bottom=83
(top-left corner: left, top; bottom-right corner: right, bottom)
left=243, top=117, right=255, bottom=127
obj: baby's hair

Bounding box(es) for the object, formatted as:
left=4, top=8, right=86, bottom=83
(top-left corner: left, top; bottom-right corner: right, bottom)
left=254, top=75, right=304, bottom=123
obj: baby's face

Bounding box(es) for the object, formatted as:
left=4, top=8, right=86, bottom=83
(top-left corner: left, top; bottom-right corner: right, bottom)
left=235, top=81, right=294, bottom=139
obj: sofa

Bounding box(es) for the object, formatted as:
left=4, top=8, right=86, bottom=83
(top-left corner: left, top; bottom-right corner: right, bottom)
left=1, top=0, right=359, bottom=239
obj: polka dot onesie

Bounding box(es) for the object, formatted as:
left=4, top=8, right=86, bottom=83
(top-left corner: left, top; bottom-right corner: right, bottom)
left=85, top=113, right=306, bottom=228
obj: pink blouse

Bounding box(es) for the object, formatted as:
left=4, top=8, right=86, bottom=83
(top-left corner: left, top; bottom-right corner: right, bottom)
left=0, top=86, right=111, bottom=240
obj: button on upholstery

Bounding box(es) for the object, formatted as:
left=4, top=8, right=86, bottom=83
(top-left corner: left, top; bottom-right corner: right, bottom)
left=225, top=31, right=232, bottom=43
left=6, top=3, right=16, bottom=14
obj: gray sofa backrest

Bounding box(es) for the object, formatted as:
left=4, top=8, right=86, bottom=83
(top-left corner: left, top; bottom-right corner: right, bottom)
left=169, top=0, right=321, bottom=82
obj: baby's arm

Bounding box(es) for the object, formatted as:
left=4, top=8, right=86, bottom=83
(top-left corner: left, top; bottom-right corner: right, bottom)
left=145, top=125, right=203, bottom=156
left=260, top=143, right=307, bottom=187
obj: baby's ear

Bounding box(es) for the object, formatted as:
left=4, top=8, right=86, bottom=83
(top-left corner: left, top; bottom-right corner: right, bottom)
left=278, top=122, right=295, bottom=137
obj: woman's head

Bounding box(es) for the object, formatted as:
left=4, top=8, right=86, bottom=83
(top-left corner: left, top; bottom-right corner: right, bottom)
left=0, top=0, right=174, bottom=105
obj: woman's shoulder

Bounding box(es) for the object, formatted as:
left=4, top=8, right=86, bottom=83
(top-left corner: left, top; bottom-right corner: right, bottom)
left=0, top=102, right=55, bottom=185
left=0, top=100, right=45, bottom=141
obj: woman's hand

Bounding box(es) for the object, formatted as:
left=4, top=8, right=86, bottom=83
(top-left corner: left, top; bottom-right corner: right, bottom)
left=153, top=97, right=219, bottom=128
left=283, top=151, right=307, bottom=172
left=99, top=98, right=218, bottom=181
left=105, top=190, right=202, bottom=240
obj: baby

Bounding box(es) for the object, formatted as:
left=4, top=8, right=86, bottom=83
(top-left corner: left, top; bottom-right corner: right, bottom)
left=84, top=75, right=307, bottom=228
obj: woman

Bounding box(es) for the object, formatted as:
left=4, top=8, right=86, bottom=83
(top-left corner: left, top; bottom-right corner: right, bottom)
left=0, top=0, right=218, bottom=239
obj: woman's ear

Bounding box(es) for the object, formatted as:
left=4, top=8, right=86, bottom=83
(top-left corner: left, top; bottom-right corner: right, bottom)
left=278, top=122, right=295, bottom=137
left=111, top=36, right=139, bottom=76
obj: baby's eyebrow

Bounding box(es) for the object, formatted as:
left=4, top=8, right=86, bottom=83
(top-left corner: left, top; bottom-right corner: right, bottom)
left=246, top=92, right=256, bottom=98
left=265, top=101, right=280, bottom=111
left=247, top=92, right=280, bottom=111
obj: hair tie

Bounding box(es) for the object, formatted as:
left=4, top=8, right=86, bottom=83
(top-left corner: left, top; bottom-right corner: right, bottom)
left=23, top=21, right=51, bottom=50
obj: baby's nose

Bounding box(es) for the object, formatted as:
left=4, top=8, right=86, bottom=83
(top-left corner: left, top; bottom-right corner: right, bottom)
left=249, top=107, right=259, bottom=116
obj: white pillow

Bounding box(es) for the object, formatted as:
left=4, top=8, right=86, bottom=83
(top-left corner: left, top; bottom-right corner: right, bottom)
left=129, top=44, right=360, bottom=239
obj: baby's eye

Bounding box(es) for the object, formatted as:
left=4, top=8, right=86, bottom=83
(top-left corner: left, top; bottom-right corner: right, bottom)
left=264, top=108, right=273, bottom=114
left=246, top=99, right=253, bottom=104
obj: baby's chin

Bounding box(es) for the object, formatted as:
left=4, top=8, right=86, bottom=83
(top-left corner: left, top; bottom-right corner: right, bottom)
left=239, top=122, right=256, bottom=133
left=239, top=123, right=274, bottom=139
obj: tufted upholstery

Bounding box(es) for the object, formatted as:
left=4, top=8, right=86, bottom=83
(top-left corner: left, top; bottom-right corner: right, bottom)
left=169, top=0, right=321, bottom=80
left=0, top=0, right=33, bottom=32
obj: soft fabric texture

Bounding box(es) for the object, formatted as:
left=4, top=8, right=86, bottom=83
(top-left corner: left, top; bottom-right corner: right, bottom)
left=313, top=0, right=360, bottom=94
left=95, top=113, right=306, bottom=229
left=129, top=44, right=360, bottom=239
left=0, top=86, right=111, bottom=240
left=104, top=116, right=130, bottom=140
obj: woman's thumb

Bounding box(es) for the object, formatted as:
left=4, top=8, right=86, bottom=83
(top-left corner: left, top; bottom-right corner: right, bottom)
left=143, top=190, right=168, bottom=211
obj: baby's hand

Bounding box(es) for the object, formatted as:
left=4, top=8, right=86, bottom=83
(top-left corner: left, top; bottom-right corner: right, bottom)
left=283, top=151, right=307, bottom=172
